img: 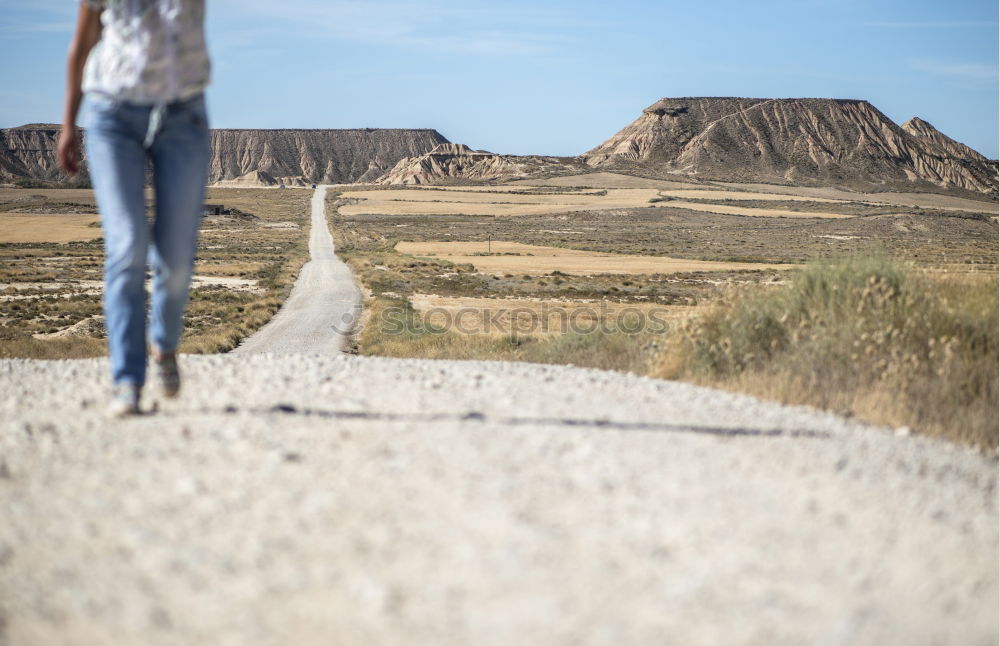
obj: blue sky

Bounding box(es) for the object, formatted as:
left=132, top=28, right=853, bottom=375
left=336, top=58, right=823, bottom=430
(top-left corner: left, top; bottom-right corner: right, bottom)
left=1, top=0, right=997, bottom=157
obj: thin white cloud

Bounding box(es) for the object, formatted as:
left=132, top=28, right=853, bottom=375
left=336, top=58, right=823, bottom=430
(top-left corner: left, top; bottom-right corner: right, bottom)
left=0, top=21, right=74, bottom=34
left=911, top=60, right=998, bottom=80
left=210, top=0, right=577, bottom=57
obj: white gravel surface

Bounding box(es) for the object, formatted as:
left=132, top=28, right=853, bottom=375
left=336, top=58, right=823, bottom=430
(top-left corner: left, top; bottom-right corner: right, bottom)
left=0, top=188, right=996, bottom=646
left=233, top=185, right=362, bottom=354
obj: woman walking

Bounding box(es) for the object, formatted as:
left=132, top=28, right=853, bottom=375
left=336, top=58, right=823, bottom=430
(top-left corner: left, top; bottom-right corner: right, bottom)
left=58, top=0, right=211, bottom=415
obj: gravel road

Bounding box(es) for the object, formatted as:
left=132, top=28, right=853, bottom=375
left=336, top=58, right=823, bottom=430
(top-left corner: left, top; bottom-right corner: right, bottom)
left=0, top=188, right=996, bottom=646
left=233, top=185, right=362, bottom=354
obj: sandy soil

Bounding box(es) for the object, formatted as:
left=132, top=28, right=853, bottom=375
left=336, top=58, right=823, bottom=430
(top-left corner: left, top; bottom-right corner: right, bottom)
left=0, top=214, right=102, bottom=243
left=395, top=241, right=795, bottom=275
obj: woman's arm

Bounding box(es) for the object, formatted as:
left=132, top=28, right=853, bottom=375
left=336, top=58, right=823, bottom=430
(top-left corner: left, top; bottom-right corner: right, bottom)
left=58, top=4, right=102, bottom=176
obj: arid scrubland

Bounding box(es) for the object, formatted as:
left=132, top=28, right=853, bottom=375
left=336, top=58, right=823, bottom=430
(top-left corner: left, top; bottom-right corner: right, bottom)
left=329, top=176, right=998, bottom=447
left=0, top=187, right=311, bottom=358
left=1, top=174, right=995, bottom=447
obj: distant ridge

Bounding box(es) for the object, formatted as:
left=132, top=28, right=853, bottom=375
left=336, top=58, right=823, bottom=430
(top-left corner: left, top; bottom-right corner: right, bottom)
left=3, top=98, right=996, bottom=195
left=581, top=97, right=998, bottom=195
left=0, top=125, right=449, bottom=186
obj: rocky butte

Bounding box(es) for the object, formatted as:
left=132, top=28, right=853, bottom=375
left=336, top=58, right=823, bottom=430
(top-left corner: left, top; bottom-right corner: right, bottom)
left=374, top=143, right=588, bottom=185
left=580, top=97, right=998, bottom=195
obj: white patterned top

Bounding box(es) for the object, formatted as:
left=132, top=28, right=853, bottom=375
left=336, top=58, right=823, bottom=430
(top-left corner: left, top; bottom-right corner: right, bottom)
left=81, top=0, right=211, bottom=104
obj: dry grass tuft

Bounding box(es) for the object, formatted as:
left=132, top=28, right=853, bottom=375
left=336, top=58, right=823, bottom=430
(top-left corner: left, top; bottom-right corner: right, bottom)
left=0, top=336, right=105, bottom=359
left=656, top=254, right=998, bottom=449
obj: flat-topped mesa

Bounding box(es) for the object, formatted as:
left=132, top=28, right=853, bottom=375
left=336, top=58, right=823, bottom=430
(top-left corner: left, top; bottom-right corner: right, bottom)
left=0, top=125, right=449, bottom=186
left=583, top=97, right=998, bottom=195
left=207, top=128, right=449, bottom=185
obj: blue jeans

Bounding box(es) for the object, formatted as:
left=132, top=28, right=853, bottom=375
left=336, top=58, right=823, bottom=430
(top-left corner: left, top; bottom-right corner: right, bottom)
left=84, top=93, right=210, bottom=387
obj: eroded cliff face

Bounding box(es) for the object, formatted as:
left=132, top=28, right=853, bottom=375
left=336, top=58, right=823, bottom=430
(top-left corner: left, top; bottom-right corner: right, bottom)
left=582, top=98, right=998, bottom=194
left=901, top=117, right=988, bottom=161
left=0, top=124, right=90, bottom=186
left=896, top=117, right=998, bottom=193
left=0, top=125, right=448, bottom=186
left=208, top=129, right=449, bottom=185
left=375, top=143, right=587, bottom=185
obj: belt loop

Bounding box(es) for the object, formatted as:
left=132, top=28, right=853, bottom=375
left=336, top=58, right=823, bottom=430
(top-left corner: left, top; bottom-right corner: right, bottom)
left=144, top=102, right=166, bottom=148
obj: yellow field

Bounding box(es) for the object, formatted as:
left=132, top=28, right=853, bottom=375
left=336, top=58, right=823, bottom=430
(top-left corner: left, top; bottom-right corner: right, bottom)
left=395, top=241, right=794, bottom=275
left=409, top=293, right=700, bottom=336
left=0, top=214, right=102, bottom=243
left=337, top=186, right=856, bottom=219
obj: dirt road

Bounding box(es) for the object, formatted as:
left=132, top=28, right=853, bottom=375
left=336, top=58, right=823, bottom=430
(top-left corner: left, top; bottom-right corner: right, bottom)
left=0, top=187, right=996, bottom=646
left=233, top=185, right=362, bottom=354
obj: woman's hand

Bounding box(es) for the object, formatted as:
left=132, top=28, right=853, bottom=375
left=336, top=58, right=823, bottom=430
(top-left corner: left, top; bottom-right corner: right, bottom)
left=57, top=126, right=81, bottom=176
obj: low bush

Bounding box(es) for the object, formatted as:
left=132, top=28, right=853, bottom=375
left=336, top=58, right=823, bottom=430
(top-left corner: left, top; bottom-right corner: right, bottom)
left=657, top=254, right=998, bottom=449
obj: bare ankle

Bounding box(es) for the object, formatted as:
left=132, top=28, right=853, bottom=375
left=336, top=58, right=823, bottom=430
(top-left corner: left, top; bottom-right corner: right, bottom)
left=152, top=347, right=176, bottom=363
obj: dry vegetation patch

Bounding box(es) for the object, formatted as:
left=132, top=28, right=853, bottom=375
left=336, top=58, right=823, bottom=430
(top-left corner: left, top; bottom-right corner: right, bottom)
left=652, top=189, right=848, bottom=203
left=0, top=187, right=311, bottom=358
left=710, top=181, right=997, bottom=213
left=657, top=256, right=998, bottom=449
left=396, top=240, right=795, bottom=275
left=649, top=200, right=855, bottom=218
left=0, top=188, right=98, bottom=205
left=409, top=293, right=700, bottom=336
left=356, top=297, right=666, bottom=375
